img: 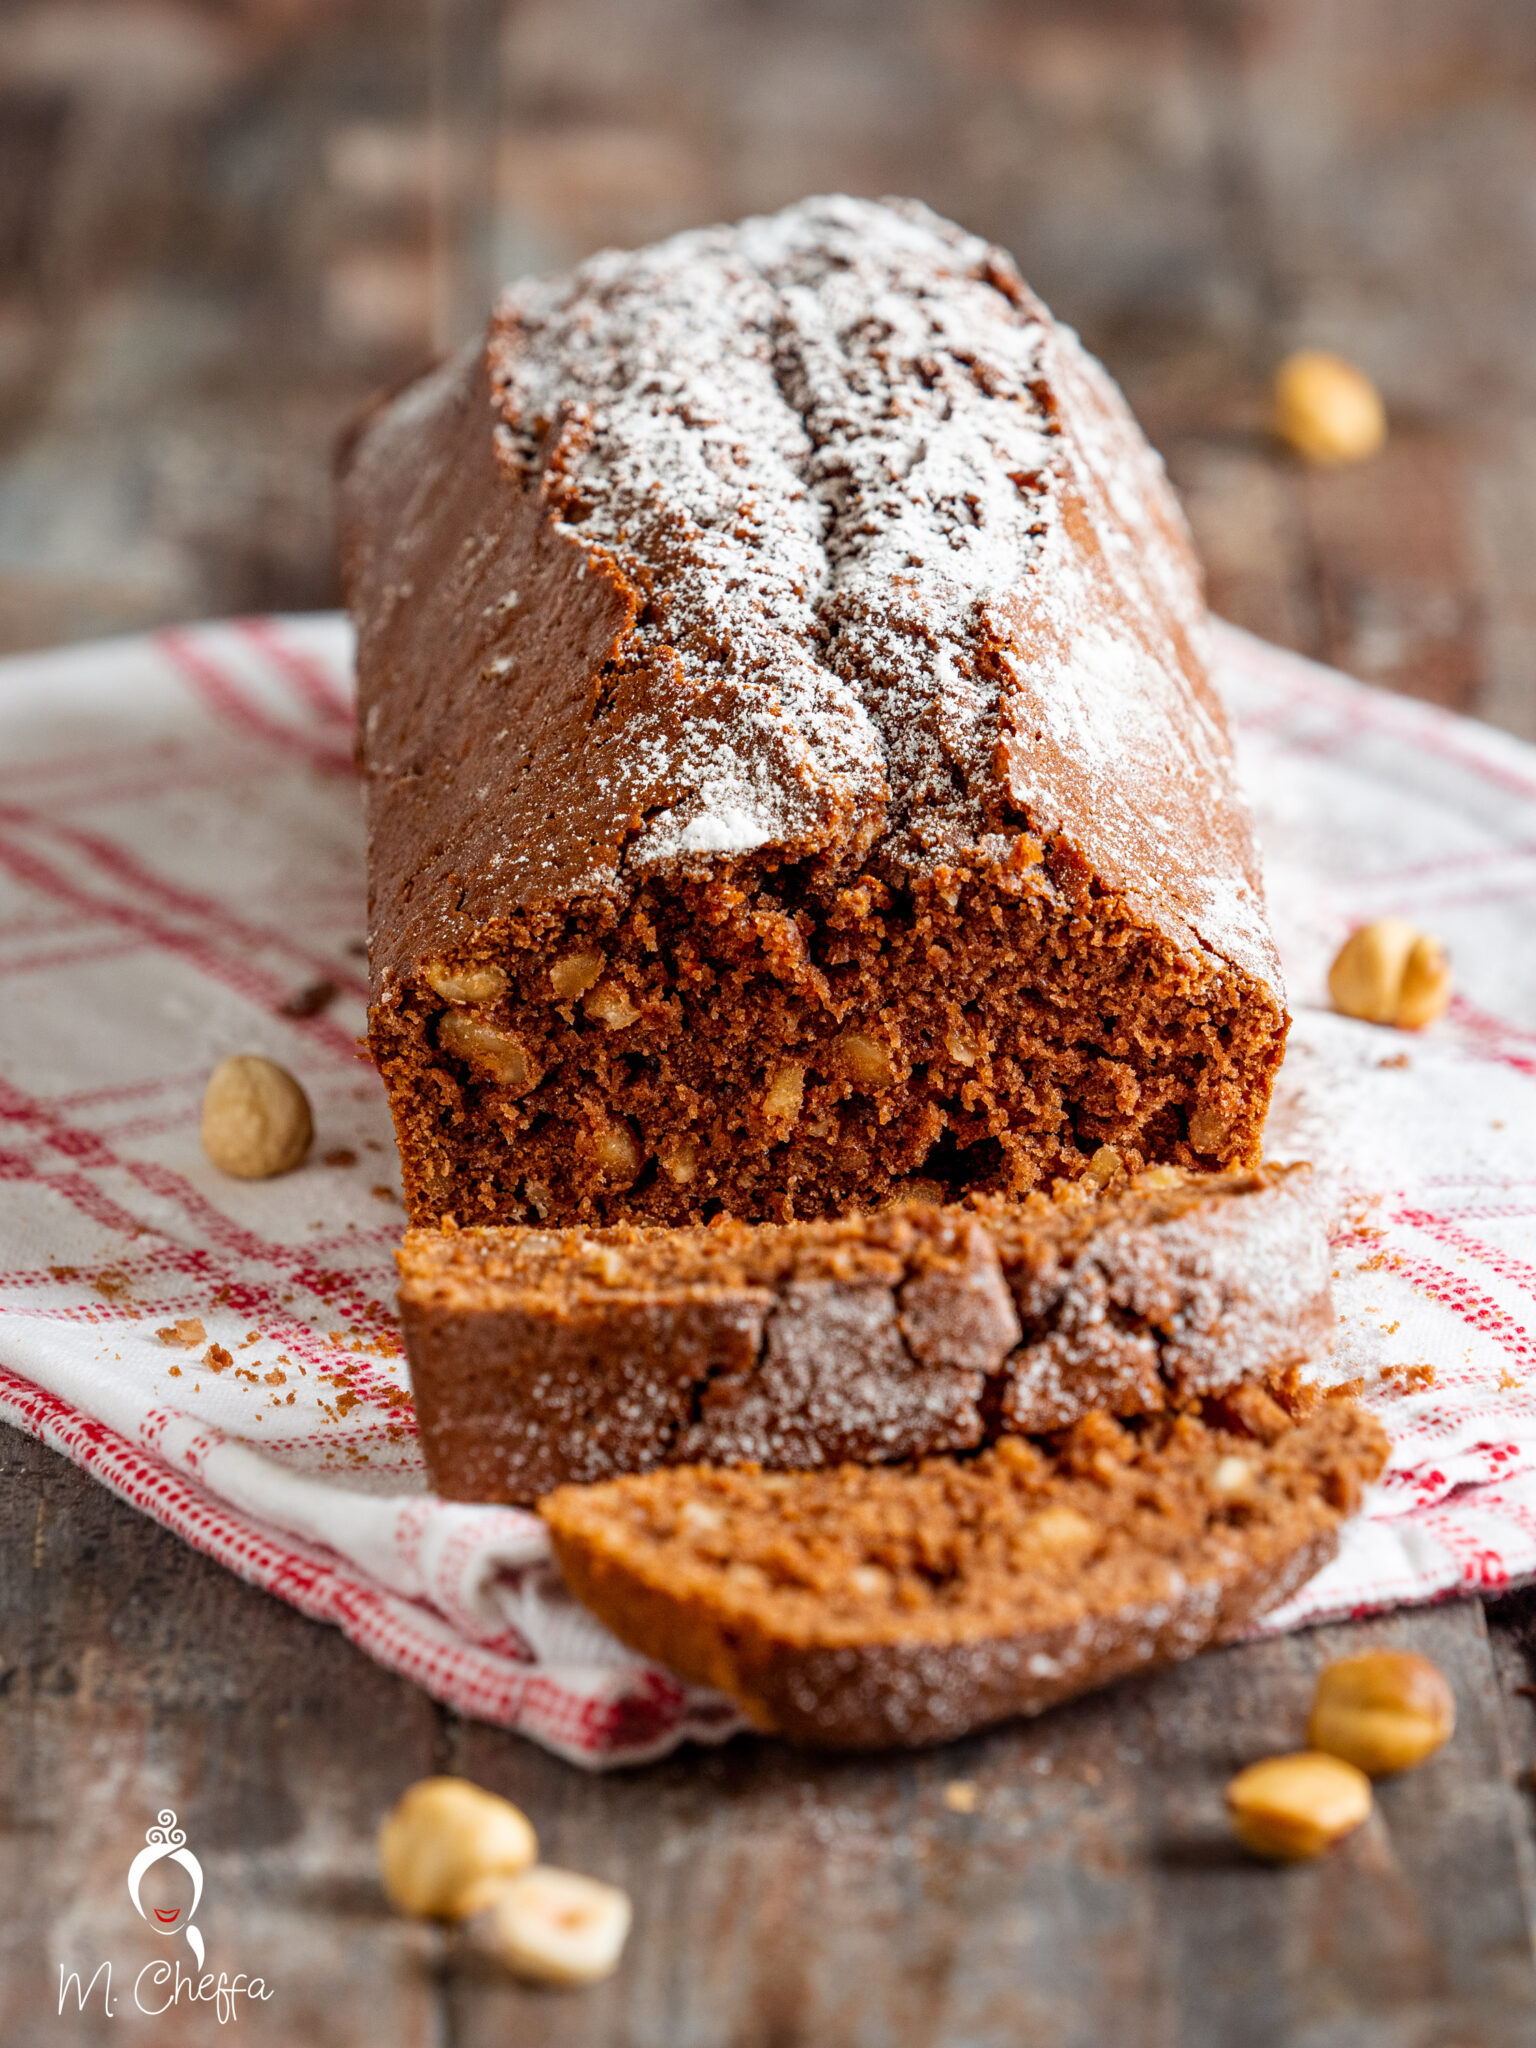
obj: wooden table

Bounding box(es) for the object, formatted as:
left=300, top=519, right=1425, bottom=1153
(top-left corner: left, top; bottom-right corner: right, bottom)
left=8, top=1428, right=1536, bottom=2044
left=4, top=2, right=1536, bottom=2040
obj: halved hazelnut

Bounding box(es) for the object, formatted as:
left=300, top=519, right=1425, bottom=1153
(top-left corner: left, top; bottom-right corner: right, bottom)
left=438, top=1012, right=539, bottom=1095
left=1328, top=919, right=1452, bottom=1030
left=550, top=950, right=604, bottom=1001
left=762, top=1062, right=805, bottom=1123
left=659, top=1135, right=698, bottom=1185
left=835, top=1030, right=896, bottom=1090
left=584, top=982, right=640, bottom=1029
left=425, top=960, right=507, bottom=1006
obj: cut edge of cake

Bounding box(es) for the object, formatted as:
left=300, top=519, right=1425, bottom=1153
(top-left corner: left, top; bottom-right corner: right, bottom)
left=397, top=1162, right=1333, bottom=1504
left=339, top=195, right=1289, bottom=1232
left=540, top=1399, right=1388, bottom=1749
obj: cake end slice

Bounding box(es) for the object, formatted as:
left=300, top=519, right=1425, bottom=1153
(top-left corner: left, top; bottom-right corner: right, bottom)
left=541, top=1401, right=1387, bottom=1749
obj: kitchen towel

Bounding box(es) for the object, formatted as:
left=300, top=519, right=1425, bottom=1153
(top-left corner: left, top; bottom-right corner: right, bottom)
left=1, top=612, right=1533, bottom=1765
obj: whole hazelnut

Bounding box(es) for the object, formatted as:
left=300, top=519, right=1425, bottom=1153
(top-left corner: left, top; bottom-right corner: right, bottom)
left=1226, top=1751, right=1373, bottom=1861
left=1273, top=350, right=1386, bottom=466
left=200, top=1055, right=313, bottom=1179
left=377, top=1777, right=537, bottom=1920
left=1306, top=1650, right=1455, bottom=1777
left=1328, top=918, right=1452, bottom=1030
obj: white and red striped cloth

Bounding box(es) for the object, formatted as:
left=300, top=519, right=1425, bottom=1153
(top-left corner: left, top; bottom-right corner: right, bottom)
left=1, top=614, right=1534, bottom=1766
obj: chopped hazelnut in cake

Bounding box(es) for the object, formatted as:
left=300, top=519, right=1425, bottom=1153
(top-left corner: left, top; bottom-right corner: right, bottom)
left=340, top=195, right=1287, bottom=1231
left=397, top=1163, right=1332, bottom=1505
left=541, top=1401, right=1389, bottom=1748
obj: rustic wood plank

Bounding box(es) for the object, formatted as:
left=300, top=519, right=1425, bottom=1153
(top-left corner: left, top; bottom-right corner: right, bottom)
left=0, top=0, right=1532, bottom=739
left=1466, top=425, right=1536, bottom=745
left=1164, top=435, right=1322, bottom=658
left=1482, top=1583, right=1536, bottom=1938
left=1298, top=430, right=1485, bottom=716
left=441, top=1600, right=1536, bottom=2048
left=0, top=1424, right=442, bottom=2047
left=6, top=1415, right=1533, bottom=2045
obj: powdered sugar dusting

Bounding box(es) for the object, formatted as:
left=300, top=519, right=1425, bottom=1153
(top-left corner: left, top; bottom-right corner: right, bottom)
left=480, top=195, right=1275, bottom=984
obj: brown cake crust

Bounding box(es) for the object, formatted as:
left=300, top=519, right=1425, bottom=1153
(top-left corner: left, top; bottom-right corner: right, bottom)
left=541, top=1402, right=1388, bottom=1749
left=400, top=1205, right=1020, bottom=1501
left=339, top=196, right=1288, bottom=1231
left=398, top=1163, right=1332, bottom=1504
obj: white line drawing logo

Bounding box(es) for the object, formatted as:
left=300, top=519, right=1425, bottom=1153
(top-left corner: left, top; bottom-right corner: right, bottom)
left=127, top=1810, right=205, bottom=1971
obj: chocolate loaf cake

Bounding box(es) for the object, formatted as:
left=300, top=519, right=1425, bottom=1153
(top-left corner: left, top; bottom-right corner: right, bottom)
left=398, top=1163, right=1331, bottom=1504
left=340, top=195, right=1288, bottom=1231
left=541, top=1401, right=1388, bottom=1749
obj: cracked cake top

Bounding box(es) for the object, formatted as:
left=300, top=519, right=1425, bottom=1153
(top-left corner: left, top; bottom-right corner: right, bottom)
left=342, top=194, right=1279, bottom=998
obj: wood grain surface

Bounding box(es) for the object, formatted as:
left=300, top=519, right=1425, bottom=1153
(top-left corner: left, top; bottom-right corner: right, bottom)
left=5, top=1426, right=1536, bottom=2046
left=4, top=1, right=1536, bottom=2039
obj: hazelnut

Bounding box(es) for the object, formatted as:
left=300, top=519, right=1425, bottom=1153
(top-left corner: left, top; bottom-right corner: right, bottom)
left=584, top=982, right=640, bottom=1029
left=377, top=1777, right=537, bottom=1920
left=438, top=1012, right=539, bottom=1094
left=1211, top=1455, right=1254, bottom=1497
left=1273, top=350, right=1386, bottom=466
left=1022, top=1505, right=1097, bottom=1556
left=677, top=1499, right=723, bottom=1535
left=659, top=1134, right=698, bottom=1185
left=200, top=1056, right=313, bottom=1179
left=1328, top=918, right=1452, bottom=1030
left=1083, top=1145, right=1123, bottom=1189
left=550, top=950, right=604, bottom=1001
left=834, top=1030, right=896, bottom=1090
left=1226, top=1751, right=1372, bottom=1861
left=1187, top=1105, right=1230, bottom=1156
left=425, top=959, right=507, bottom=1006
left=944, top=1025, right=978, bottom=1066
left=1306, top=1650, right=1455, bottom=1777
left=848, top=1563, right=893, bottom=1600
left=476, top=1865, right=632, bottom=1987
left=591, top=1120, right=641, bottom=1181
left=762, top=1062, right=805, bottom=1123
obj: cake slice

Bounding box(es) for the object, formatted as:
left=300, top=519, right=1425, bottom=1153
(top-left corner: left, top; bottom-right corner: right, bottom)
left=398, top=1163, right=1332, bottom=1504
left=399, top=1202, right=1021, bottom=1502
left=978, top=1160, right=1333, bottom=1432
left=541, top=1401, right=1388, bottom=1749
left=339, top=194, right=1288, bottom=1231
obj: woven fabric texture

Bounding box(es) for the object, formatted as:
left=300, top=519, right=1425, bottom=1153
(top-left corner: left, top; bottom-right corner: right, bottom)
left=0, top=613, right=1533, bottom=1765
